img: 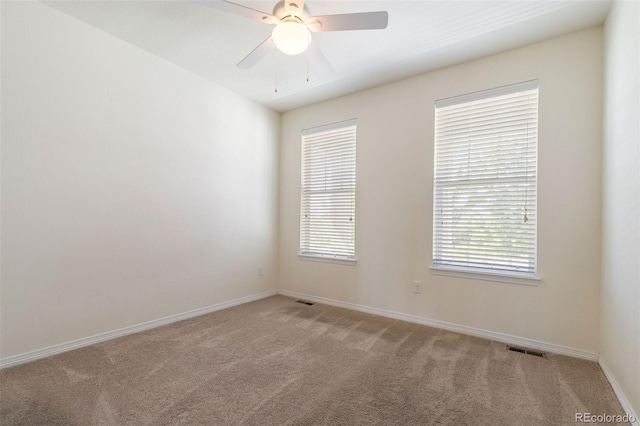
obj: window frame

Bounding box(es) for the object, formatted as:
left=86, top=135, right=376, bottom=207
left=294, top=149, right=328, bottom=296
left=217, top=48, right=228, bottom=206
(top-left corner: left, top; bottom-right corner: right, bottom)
left=431, top=81, right=540, bottom=285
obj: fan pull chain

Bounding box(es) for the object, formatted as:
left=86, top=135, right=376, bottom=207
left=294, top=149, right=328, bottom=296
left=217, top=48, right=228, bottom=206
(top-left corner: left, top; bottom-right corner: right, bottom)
left=275, top=48, right=279, bottom=93
left=306, top=32, right=310, bottom=82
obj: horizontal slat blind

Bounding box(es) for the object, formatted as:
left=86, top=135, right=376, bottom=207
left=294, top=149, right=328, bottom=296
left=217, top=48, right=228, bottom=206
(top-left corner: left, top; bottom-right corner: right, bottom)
left=301, top=120, right=356, bottom=259
left=433, top=82, right=538, bottom=275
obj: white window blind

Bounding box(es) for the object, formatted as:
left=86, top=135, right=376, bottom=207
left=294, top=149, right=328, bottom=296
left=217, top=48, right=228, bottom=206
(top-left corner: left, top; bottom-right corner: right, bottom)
left=300, top=119, right=357, bottom=260
left=433, top=81, right=538, bottom=276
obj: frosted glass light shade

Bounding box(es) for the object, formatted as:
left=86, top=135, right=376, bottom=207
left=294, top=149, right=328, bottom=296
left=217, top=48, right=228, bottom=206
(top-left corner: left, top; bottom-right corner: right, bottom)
left=272, top=22, right=310, bottom=55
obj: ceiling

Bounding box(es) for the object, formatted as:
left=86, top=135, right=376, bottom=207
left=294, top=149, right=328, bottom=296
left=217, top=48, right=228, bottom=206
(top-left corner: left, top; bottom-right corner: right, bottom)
left=44, top=0, right=611, bottom=112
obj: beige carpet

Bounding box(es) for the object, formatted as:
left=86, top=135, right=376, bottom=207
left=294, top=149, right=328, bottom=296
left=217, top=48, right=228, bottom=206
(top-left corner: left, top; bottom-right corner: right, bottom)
left=0, top=295, right=626, bottom=425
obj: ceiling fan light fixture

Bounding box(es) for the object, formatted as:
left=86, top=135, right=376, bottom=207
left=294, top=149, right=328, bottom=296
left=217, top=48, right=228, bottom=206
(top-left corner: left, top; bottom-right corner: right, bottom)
left=272, top=22, right=310, bottom=55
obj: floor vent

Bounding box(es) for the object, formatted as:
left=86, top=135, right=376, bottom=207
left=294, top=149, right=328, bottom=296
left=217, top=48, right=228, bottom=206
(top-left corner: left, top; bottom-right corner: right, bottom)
left=507, top=345, right=547, bottom=358
left=295, top=300, right=315, bottom=306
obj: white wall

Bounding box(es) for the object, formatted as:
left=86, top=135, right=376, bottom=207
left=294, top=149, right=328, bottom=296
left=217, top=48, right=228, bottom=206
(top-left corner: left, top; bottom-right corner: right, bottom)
left=279, top=28, right=604, bottom=354
left=0, top=2, right=279, bottom=359
left=602, top=0, right=640, bottom=416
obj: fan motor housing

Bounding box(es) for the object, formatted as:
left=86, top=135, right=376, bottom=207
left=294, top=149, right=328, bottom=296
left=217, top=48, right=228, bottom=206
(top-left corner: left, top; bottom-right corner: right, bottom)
left=272, top=1, right=310, bottom=23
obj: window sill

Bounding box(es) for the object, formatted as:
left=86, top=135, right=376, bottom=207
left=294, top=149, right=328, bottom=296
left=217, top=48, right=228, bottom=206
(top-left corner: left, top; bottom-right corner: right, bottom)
left=430, top=265, right=540, bottom=286
left=298, top=254, right=357, bottom=265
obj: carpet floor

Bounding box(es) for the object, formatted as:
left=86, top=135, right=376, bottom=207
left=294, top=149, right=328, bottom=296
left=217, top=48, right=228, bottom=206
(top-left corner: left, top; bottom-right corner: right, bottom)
left=0, top=295, right=626, bottom=425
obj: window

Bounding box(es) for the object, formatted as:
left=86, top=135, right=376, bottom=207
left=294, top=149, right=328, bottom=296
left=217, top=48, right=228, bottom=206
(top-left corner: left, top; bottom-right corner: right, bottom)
left=433, top=81, right=538, bottom=280
left=300, top=119, right=357, bottom=261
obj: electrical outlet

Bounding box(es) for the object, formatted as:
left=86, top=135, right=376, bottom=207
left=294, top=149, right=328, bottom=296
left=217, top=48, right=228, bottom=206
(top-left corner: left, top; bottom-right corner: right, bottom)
left=258, top=266, right=264, bottom=277
left=413, top=281, right=422, bottom=294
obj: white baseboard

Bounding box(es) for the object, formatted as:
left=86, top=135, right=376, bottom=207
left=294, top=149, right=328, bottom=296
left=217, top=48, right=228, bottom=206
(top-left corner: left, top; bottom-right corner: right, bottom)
left=277, top=289, right=599, bottom=361
left=0, top=290, right=277, bottom=369
left=599, top=357, right=639, bottom=425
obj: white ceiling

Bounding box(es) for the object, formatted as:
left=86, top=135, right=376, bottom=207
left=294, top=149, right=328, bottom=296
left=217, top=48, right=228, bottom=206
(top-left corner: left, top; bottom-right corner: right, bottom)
left=44, top=0, right=611, bottom=112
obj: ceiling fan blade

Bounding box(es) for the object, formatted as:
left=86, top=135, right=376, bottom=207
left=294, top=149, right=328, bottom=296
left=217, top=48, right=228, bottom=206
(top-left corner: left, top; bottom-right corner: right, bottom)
left=307, top=11, right=388, bottom=32
left=308, top=41, right=335, bottom=76
left=192, top=0, right=278, bottom=24
left=237, top=37, right=275, bottom=69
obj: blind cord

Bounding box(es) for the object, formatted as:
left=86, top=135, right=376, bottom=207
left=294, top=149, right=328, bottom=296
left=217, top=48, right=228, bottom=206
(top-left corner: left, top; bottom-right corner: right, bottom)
left=524, top=93, right=530, bottom=223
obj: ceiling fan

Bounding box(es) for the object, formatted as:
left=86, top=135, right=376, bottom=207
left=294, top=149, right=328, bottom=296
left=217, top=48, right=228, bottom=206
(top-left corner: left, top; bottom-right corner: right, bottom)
left=193, top=0, right=389, bottom=73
